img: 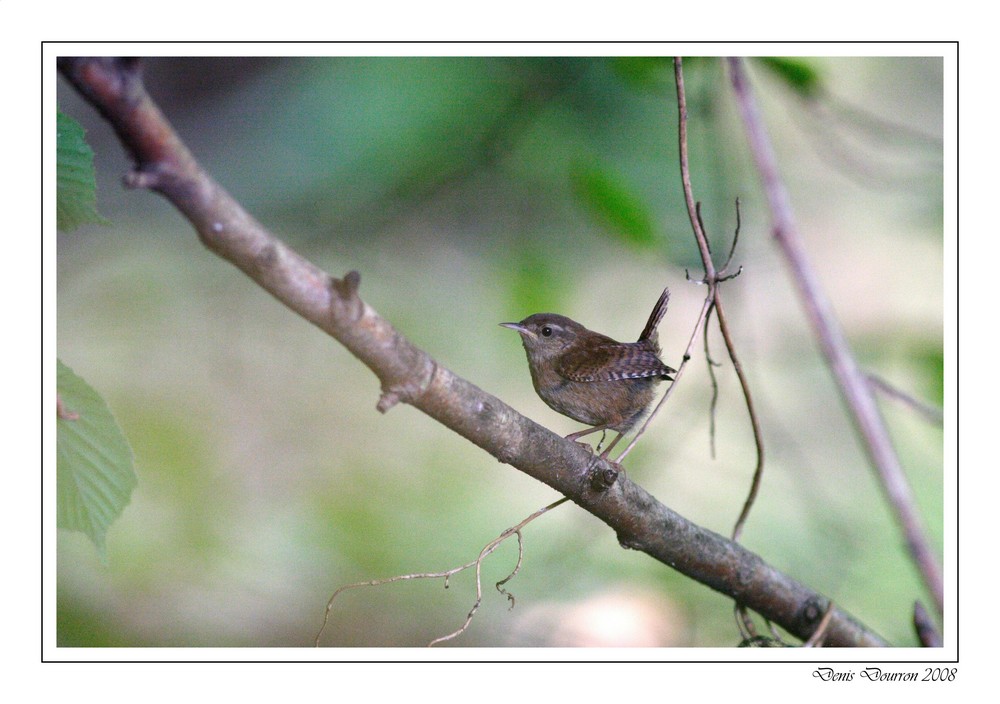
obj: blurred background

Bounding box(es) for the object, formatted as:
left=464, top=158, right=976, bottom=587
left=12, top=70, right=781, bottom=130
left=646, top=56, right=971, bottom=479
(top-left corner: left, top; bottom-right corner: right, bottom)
left=55, top=55, right=944, bottom=648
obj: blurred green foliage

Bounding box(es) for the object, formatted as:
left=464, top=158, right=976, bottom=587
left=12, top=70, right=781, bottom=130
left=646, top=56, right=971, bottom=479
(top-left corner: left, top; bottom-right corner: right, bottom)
left=570, top=159, right=660, bottom=249
left=758, top=57, right=823, bottom=96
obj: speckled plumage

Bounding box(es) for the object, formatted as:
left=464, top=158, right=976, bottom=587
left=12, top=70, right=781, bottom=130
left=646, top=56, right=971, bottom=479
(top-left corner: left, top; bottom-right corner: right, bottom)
left=501, top=287, right=675, bottom=436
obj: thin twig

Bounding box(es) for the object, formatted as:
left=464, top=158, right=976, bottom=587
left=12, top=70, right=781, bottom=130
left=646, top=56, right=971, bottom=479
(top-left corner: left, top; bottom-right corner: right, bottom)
left=716, top=291, right=766, bottom=542
left=675, top=62, right=718, bottom=281
left=427, top=497, right=568, bottom=646
left=704, top=305, right=721, bottom=459
left=735, top=603, right=757, bottom=641
left=727, top=57, right=943, bottom=616
left=722, top=197, right=743, bottom=272
left=867, top=373, right=944, bottom=425
left=615, top=292, right=716, bottom=464
left=674, top=58, right=766, bottom=543
left=315, top=497, right=568, bottom=646
left=426, top=529, right=526, bottom=647
left=802, top=600, right=836, bottom=647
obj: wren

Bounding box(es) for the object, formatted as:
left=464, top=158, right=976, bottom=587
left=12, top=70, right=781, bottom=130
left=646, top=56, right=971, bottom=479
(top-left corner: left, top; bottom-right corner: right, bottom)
left=501, top=287, right=675, bottom=456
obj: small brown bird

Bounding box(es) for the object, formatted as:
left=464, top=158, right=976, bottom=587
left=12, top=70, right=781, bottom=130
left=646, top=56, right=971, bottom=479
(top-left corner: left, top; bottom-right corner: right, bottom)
left=501, top=287, right=675, bottom=455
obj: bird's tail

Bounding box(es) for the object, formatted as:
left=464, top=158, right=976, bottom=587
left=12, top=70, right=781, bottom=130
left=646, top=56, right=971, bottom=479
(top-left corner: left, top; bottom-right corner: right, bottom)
left=638, top=286, right=670, bottom=342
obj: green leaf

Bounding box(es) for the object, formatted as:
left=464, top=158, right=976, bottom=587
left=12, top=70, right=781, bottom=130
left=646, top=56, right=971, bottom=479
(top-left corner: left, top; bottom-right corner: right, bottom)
left=57, top=359, right=136, bottom=560
left=756, top=57, right=823, bottom=97
left=570, top=161, right=657, bottom=249
left=57, top=110, right=109, bottom=232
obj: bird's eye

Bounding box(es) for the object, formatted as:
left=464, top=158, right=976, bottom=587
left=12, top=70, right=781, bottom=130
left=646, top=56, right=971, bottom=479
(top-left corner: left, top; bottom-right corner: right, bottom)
left=541, top=326, right=553, bottom=337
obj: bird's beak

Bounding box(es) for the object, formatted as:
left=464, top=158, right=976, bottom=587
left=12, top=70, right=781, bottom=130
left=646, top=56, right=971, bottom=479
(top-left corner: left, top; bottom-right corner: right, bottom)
left=499, top=322, right=532, bottom=337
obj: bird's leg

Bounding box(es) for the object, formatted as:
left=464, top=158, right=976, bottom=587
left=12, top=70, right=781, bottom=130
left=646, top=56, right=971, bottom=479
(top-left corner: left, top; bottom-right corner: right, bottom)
left=565, top=424, right=611, bottom=451
left=598, top=432, right=626, bottom=459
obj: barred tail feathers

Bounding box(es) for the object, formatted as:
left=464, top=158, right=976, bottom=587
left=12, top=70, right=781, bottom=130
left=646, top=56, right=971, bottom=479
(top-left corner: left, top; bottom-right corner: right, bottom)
left=638, top=286, right=670, bottom=342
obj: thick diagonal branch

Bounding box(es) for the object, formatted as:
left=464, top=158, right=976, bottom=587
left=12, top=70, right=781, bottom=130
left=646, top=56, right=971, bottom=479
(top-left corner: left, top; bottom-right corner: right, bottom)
left=58, top=57, right=888, bottom=646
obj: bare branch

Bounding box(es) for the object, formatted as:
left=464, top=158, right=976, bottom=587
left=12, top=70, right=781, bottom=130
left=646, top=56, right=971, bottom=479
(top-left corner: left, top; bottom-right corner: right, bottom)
left=674, top=58, right=766, bottom=543
left=913, top=601, right=943, bottom=647
left=867, top=373, right=944, bottom=426
left=726, top=57, right=943, bottom=616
